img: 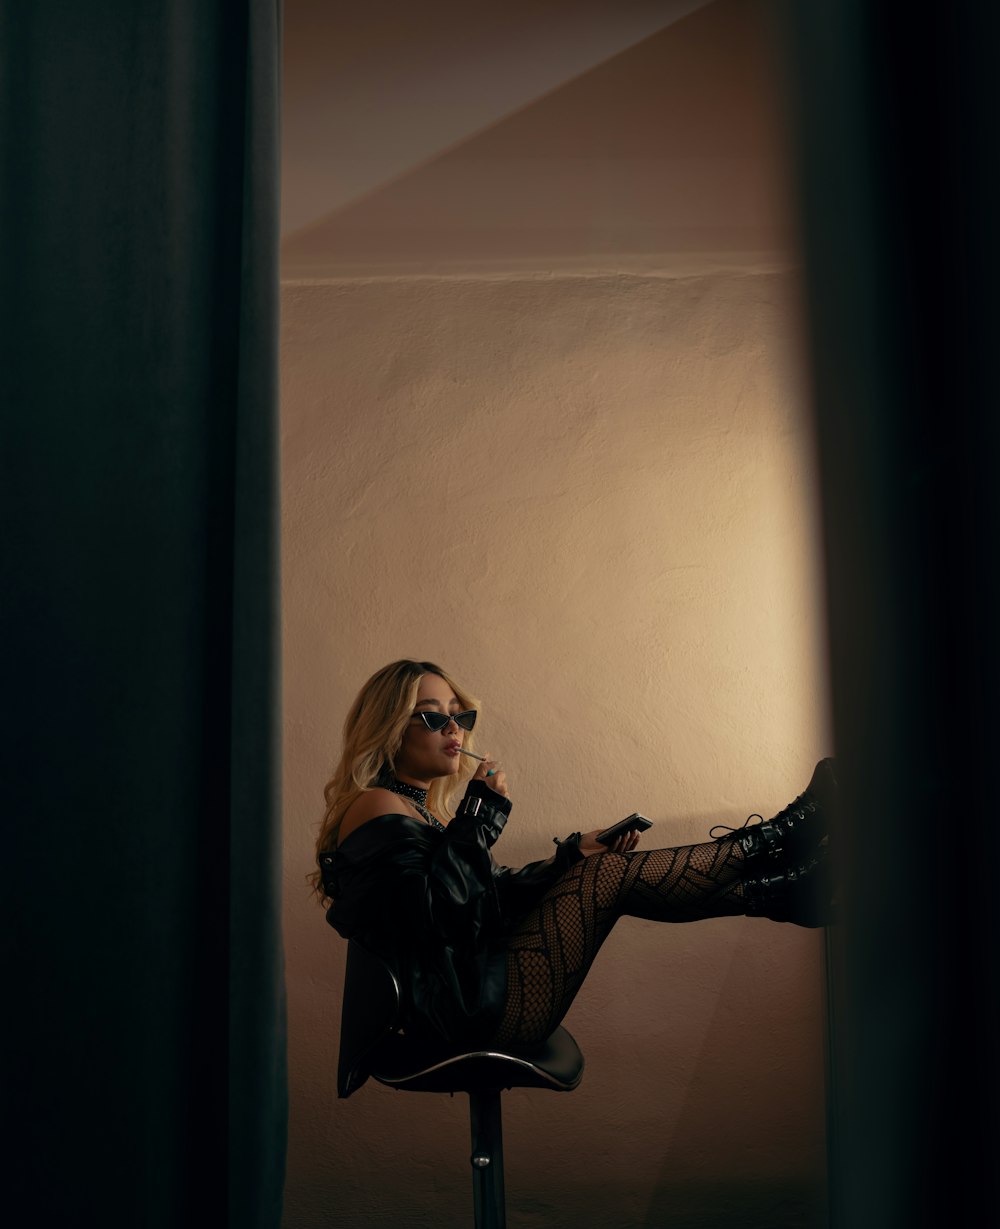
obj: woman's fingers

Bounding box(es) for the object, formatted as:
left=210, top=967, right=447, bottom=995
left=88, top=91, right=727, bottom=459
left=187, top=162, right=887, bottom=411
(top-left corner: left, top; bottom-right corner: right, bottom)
left=474, top=755, right=509, bottom=797
left=613, top=830, right=641, bottom=853
left=575, top=827, right=644, bottom=856
left=487, top=769, right=509, bottom=797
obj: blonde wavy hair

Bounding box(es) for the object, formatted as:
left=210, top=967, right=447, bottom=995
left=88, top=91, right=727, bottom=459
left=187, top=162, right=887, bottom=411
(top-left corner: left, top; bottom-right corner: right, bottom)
left=309, top=659, right=480, bottom=902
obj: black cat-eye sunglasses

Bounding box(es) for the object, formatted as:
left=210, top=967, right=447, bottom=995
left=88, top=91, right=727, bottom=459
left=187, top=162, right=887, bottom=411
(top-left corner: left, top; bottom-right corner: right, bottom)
left=412, top=708, right=478, bottom=733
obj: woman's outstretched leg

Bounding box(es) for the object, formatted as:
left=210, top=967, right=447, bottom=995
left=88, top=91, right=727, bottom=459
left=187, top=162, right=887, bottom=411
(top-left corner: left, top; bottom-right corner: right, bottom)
left=491, top=759, right=836, bottom=1046
left=491, top=836, right=749, bottom=1046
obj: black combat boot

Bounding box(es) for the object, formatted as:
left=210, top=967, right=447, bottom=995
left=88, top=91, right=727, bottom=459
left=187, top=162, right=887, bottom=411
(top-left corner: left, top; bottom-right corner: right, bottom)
left=714, top=757, right=837, bottom=866
left=713, top=758, right=838, bottom=927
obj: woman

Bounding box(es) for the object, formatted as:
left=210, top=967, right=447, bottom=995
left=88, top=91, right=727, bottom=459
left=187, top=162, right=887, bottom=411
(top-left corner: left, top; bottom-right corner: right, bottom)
left=313, top=659, right=834, bottom=1066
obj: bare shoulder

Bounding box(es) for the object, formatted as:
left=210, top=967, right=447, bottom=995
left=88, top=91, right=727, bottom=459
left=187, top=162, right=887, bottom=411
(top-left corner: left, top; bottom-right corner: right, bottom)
left=337, top=788, right=416, bottom=845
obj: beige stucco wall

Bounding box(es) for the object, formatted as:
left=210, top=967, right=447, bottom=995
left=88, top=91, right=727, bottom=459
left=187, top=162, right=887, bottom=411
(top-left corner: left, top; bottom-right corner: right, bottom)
left=279, top=266, right=832, bottom=1228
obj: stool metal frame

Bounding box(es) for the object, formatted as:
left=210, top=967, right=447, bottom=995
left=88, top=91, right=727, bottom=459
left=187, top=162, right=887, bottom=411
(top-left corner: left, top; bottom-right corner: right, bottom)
left=338, top=939, right=584, bottom=1229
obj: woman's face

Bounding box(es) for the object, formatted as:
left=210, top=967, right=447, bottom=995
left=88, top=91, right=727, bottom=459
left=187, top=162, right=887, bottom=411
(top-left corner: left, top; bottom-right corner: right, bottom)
left=394, top=673, right=469, bottom=785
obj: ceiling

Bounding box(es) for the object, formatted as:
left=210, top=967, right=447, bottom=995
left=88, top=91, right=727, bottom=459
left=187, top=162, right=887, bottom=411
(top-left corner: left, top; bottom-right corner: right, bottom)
left=281, top=0, right=795, bottom=277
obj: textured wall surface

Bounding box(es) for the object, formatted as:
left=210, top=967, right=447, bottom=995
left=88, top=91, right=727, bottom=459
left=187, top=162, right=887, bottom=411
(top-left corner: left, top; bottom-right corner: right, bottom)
left=279, top=266, right=832, bottom=1228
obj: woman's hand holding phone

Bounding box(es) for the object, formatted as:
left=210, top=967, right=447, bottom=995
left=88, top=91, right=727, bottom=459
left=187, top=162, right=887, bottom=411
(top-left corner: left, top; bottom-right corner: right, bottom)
left=579, top=813, right=652, bottom=857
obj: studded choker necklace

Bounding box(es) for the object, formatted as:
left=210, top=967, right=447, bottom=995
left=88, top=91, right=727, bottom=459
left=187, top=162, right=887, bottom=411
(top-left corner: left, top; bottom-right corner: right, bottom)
left=376, top=768, right=446, bottom=832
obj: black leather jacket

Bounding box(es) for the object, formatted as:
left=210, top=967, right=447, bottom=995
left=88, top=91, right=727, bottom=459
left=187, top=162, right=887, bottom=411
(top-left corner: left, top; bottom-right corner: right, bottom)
left=320, top=780, right=584, bottom=1047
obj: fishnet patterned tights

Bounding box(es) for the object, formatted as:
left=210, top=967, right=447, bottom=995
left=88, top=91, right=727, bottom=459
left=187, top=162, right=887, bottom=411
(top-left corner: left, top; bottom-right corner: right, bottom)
left=491, top=838, right=747, bottom=1046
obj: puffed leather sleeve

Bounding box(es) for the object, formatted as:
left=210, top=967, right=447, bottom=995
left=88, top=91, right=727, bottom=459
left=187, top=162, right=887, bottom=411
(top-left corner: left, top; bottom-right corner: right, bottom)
left=409, top=781, right=511, bottom=939
left=322, top=781, right=518, bottom=1045
left=323, top=788, right=509, bottom=942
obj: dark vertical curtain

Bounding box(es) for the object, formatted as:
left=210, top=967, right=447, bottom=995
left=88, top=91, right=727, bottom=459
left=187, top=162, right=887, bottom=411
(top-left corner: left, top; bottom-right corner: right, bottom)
left=775, top=3, right=999, bottom=1226
left=2, top=3, right=286, bottom=1227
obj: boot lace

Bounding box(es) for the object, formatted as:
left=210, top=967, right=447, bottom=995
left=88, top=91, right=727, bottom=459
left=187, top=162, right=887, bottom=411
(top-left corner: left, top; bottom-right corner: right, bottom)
left=709, top=813, right=763, bottom=840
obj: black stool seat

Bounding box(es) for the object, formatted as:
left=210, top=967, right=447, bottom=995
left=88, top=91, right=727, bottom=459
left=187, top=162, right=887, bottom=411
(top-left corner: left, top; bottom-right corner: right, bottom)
left=367, top=1024, right=584, bottom=1095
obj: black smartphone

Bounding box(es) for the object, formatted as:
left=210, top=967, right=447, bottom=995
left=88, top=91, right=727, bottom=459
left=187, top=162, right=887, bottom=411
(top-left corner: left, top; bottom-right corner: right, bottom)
left=596, top=812, right=653, bottom=845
